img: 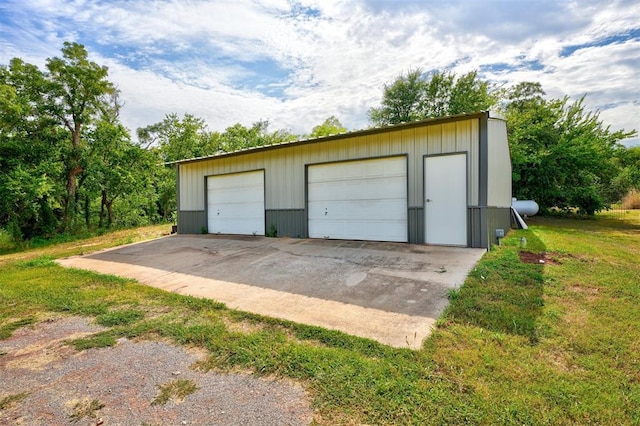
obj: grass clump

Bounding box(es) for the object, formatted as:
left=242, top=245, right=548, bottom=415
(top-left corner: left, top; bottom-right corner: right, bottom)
left=17, top=255, right=56, bottom=268
left=70, top=332, right=117, bottom=350
left=96, top=309, right=145, bottom=327
left=151, top=379, right=198, bottom=406
left=69, top=398, right=104, bottom=422
left=0, top=317, right=36, bottom=340
left=0, top=392, right=28, bottom=410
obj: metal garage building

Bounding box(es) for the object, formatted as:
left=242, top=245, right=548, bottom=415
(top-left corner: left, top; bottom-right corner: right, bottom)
left=173, top=111, right=512, bottom=248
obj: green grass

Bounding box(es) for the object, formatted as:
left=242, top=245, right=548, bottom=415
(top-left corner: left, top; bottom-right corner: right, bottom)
left=151, top=379, right=198, bottom=406
left=1, top=216, right=639, bottom=424
left=69, top=332, right=117, bottom=350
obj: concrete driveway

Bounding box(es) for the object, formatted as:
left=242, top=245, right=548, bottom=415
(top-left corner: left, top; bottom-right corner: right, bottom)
left=58, top=235, right=485, bottom=349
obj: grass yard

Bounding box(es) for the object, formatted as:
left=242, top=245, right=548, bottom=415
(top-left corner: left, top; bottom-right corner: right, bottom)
left=1, top=214, right=639, bottom=424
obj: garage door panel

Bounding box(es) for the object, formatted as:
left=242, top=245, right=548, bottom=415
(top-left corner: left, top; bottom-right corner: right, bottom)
left=309, top=199, right=405, bottom=221
left=308, top=157, right=407, bottom=242
left=207, top=171, right=265, bottom=235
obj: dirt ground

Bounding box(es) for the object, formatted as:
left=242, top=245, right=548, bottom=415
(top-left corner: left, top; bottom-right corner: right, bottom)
left=0, top=317, right=313, bottom=425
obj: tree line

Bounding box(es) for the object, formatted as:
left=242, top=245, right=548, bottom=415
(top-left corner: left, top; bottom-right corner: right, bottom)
left=369, top=69, right=638, bottom=215
left=1, top=43, right=638, bottom=246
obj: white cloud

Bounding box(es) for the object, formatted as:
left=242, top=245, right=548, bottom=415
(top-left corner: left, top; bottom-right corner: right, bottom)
left=0, top=0, right=638, bottom=143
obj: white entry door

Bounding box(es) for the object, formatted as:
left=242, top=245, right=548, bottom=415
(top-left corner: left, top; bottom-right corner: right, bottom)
left=308, top=157, right=408, bottom=242
left=425, top=154, right=467, bottom=246
left=207, top=170, right=265, bottom=235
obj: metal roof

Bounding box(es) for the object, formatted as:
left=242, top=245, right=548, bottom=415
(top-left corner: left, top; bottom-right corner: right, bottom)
left=168, top=111, right=499, bottom=166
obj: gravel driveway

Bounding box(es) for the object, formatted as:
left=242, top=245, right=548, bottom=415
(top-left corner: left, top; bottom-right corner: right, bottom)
left=0, top=317, right=312, bottom=425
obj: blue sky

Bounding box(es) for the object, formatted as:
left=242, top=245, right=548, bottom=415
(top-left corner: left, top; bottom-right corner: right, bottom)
left=1, top=0, right=638, bottom=145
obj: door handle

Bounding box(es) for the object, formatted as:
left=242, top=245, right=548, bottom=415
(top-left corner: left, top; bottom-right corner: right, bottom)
left=426, top=199, right=432, bottom=202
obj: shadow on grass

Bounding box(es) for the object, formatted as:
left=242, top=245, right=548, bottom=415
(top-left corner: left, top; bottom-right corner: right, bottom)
left=443, top=229, right=546, bottom=343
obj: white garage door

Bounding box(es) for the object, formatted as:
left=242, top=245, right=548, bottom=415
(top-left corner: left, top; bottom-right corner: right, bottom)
left=308, top=157, right=407, bottom=242
left=207, top=170, right=265, bottom=235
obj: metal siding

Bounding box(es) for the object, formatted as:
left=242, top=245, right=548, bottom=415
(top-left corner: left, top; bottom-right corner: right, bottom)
left=468, top=207, right=483, bottom=248
left=412, top=127, right=429, bottom=207
left=469, top=119, right=480, bottom=206
left=265, top=209, right=307, bottom=238
left=487, top=207, right=511, bottom=246
left=408, top=207, right=424, bottom=244
left=442, top=122, right=457, bottom=152
left=177, top=210, right=206, bottom=234
left=401, top=128, right=417, bottom=206
left=487, top=118, right=512, bottom=207
left=479, top=116, right=489, bottom=207
left=177, top=116, right=483, bottom=244
left=427, top=124, right=442, bottom=155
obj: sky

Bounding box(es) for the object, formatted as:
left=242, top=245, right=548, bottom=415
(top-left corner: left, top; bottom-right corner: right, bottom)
left=1, top=0, right=639, bottom=146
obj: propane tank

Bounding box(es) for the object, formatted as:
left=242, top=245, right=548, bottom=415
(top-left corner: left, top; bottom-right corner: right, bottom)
left=512, top=198, right=539, bottom=217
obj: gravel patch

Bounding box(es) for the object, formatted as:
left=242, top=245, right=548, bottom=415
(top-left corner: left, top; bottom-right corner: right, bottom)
left=0, top=317, right=312, bottom=425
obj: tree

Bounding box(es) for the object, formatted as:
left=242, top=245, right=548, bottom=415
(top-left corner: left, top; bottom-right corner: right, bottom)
left=609, top=145, right=640, bottom=203
left=216, top=120, right=297, bottom=152
left=0, top=58, right=63, bottom=239
left=137, top=115, right=298, bottom=222
left=505, top=82, right=636, bottom=214
left=309, top=115, right=347, bottom=138
left=86, top=116, right=155, bottom=228
left=137, top=113, right=211, bottom=162
left=137, top=113, right=218, bottom=222
left=45, top=42, right=115, bottom=230
left=368, top=69, right=496, bottom=126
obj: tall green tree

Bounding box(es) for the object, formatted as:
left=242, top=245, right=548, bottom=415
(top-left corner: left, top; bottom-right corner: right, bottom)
left=86, top=117, right=155, bottom=227
left=137, top=113, right=211, bottom=162
left=0, top=59, right=63, bottom=239
left=308, top=115, right=347, bottom=138
left=45, top=42, right=115, bottom=230
left=368, top=69, right=496, bottom=126
left=505, top=82, right=636, bottom=214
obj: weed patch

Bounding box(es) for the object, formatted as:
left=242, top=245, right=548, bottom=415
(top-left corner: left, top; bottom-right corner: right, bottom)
left=0, top=392, right=28, bottom=410
left=151, top=379, right=197, bottom=405
left=17, top=255, right=56, bottom=268
left=96, top=309, right=145, bottom=327
left=69, top=332, right=117, bottom=350
left=68, top=398, right=104, bottom=422
left=0, top=317, right=36, bottom=339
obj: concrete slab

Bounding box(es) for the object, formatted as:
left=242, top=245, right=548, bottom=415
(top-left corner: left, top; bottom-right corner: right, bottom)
left=57, top=235, right=485, bottom=349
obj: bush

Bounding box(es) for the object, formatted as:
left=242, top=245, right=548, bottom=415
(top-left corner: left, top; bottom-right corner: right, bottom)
left=622, top=189, right=640, bottom=209
left=0, top=228, right=18, bottom=252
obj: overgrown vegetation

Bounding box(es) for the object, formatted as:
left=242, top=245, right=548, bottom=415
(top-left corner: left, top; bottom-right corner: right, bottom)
left=1, top=216, right=639, bottom=424
left=70, top=332, right=117, bottom=350
left=151, top=379, right=198, bottom=406
left=68, top=398, right=104, bottom=422
left=622, top=188, right=640, bottom=209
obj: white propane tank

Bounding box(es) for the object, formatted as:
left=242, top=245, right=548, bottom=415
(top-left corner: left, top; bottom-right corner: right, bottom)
left=512, top=198, right=539, bottom=217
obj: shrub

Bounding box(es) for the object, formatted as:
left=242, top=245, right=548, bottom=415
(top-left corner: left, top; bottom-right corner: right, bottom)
left=622, top=189, right=640, bottom=209
left=0, top=228, right=17, bottom=252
